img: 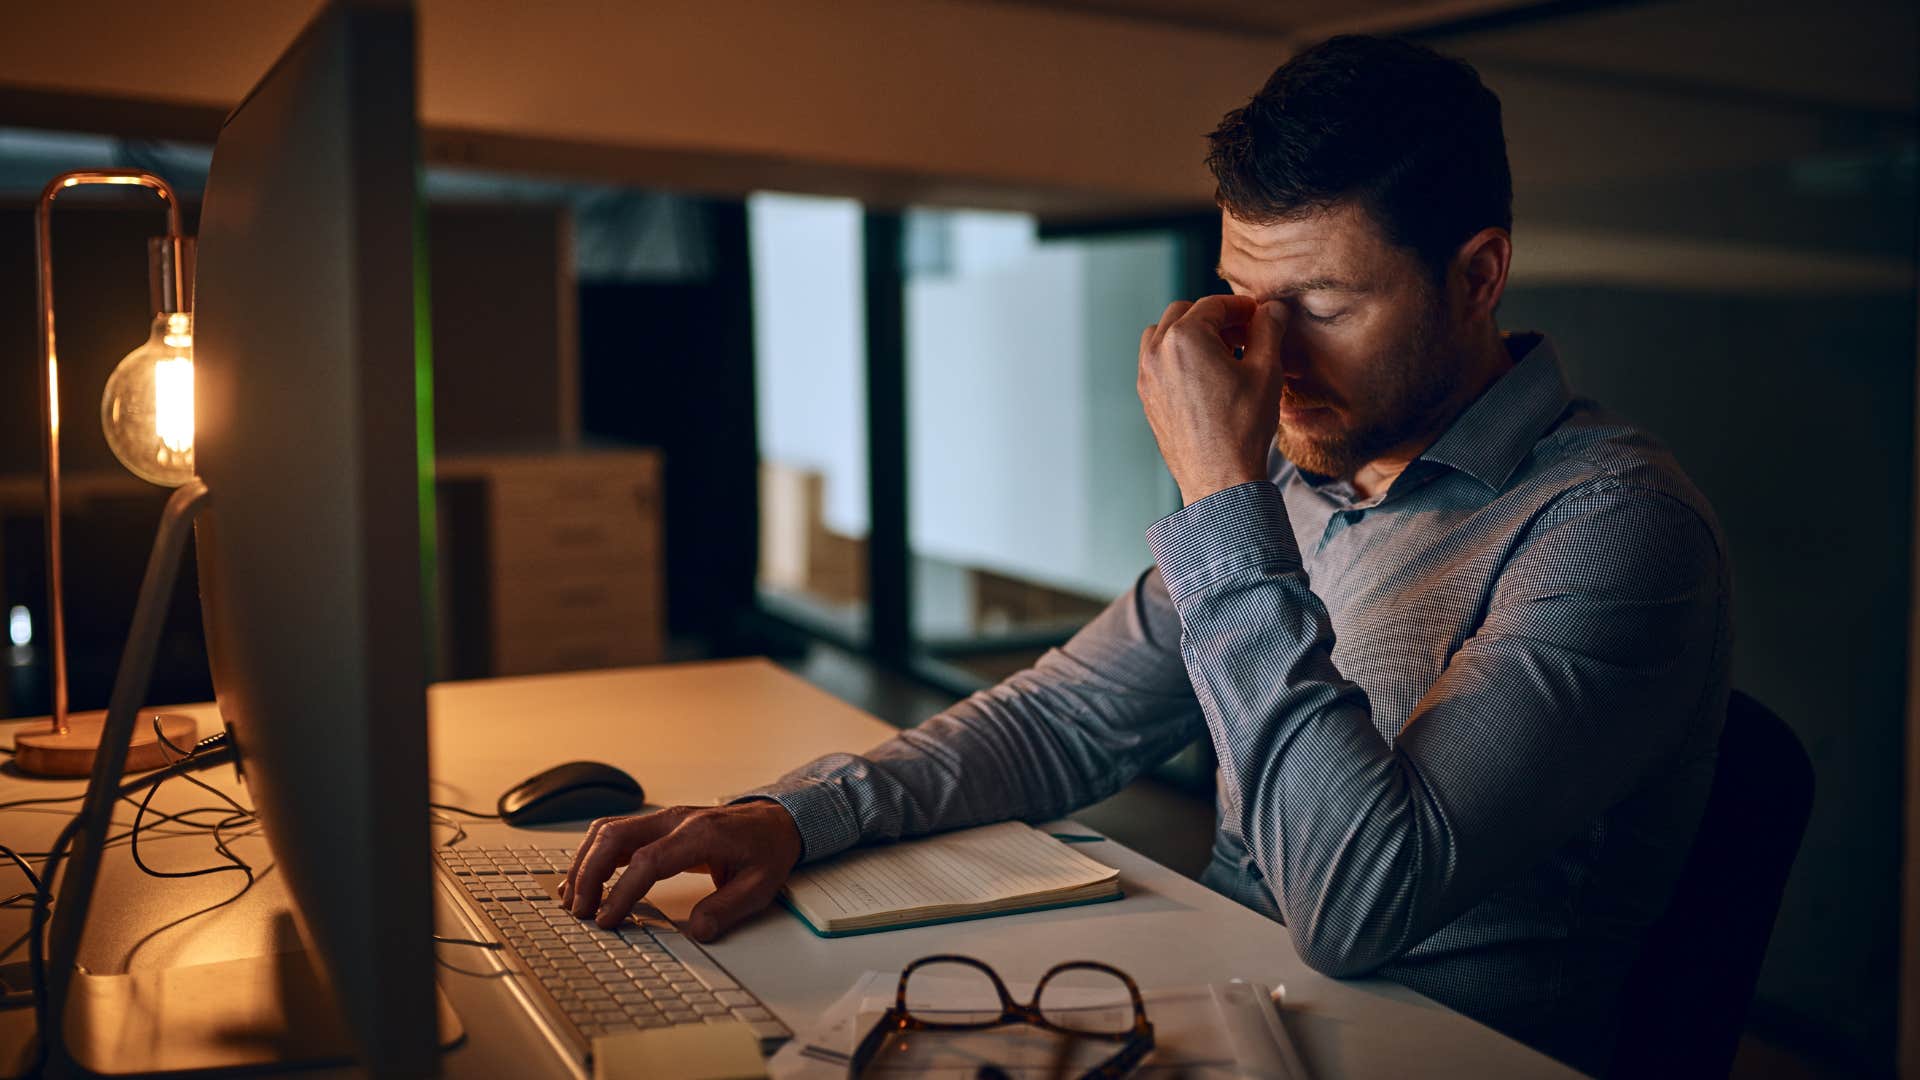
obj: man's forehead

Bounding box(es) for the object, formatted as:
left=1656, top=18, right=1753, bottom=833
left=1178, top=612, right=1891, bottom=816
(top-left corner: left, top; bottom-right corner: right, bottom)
left=1217, top=204, right=1385, bottom=292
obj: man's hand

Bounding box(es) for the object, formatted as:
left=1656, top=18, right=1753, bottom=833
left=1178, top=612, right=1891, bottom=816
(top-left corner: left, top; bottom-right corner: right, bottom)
left=558, top=799, right=803, bottom=942
left=1138, top=294, right=1287, bottom=506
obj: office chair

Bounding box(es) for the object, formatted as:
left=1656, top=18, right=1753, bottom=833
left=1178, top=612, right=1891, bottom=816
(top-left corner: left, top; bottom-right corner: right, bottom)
left=1607, top=690, right=1813, bottom=1079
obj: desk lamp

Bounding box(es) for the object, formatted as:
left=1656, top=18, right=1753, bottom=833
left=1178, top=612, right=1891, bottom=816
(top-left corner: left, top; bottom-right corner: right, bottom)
left=11, top=170, right=200, bottom=777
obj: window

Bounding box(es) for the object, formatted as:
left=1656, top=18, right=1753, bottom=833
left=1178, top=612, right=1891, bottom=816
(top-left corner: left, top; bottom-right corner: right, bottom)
left=902, top=209, right=1181, bottom=683
left=748, top=192, right=870, bottom=640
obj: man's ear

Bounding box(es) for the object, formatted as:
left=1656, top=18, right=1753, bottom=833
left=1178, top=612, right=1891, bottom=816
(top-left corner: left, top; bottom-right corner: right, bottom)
left=1451, top=227, right=1511, bottom=323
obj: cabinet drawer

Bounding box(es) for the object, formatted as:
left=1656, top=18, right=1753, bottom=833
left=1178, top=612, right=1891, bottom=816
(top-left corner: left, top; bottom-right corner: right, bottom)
left=490, top=508, right=654, bottom=572
left=489, top=468, right=659, bottom=523
left=493, top=569, right=654, bottom=627
left=494, top=621, right=659, bottom=676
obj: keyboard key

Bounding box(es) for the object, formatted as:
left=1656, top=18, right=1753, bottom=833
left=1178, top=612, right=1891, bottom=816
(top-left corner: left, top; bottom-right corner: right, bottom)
left=731, top=1007, right=772, bottom=1023
left=692, top=1002, right=728, bottom=1016
left=653, top=931, right=740, bottom=990
left=714, top=991, right=756, bottom=1008
left=745, top=1019, right=790, bottom=1041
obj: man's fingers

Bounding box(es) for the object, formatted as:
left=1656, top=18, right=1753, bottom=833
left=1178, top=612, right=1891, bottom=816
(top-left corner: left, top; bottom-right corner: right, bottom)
left=562, top=816, right=613, bottom=905
left=569, top=809, right=683, bottom=917
left=1244, top=299, right=1287, bottom=369
left=593, top=821, right=713, bottom=928
left=1144, top=294, right=1259, bottom=362
left=686, top=868, right=782, bottom=943
left=1149, top=300, right=1191, bottom=346
left=1176, top=292, right=1258, bottom=335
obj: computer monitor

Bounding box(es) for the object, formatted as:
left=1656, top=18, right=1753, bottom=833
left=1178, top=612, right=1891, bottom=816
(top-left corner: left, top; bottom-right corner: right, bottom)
left=42, top=1, right=440, bottom=1075
left=193, top=1, right=435, bottom=1072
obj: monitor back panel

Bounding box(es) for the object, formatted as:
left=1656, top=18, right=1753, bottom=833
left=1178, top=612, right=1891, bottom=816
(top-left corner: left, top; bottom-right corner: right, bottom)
left=192, top=2, right=434, bottom=1073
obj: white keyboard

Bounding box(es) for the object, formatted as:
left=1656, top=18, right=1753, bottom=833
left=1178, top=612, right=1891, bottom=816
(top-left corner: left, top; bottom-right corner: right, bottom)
left=436, top=845, right=791, bottom=1063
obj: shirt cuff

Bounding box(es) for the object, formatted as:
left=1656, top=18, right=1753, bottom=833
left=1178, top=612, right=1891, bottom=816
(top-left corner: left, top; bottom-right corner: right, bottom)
left=1146, top=480, right=1303, bottom=609
left=729, top=778, right=862, bottom=864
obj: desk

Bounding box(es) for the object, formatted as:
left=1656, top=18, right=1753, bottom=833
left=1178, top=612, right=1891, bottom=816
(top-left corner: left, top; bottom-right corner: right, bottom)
left=2, top=659, right=1578, bottom=1077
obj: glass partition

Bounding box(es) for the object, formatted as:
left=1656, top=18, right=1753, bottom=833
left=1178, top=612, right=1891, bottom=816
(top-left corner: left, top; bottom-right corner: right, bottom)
left=749, top=192, right=871, bottom=640
left=902, top=209, right=1180, bottom=681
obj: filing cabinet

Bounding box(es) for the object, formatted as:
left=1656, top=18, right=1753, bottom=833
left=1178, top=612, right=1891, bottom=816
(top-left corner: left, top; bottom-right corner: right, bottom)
left=435, top=449, right=664, bottom=679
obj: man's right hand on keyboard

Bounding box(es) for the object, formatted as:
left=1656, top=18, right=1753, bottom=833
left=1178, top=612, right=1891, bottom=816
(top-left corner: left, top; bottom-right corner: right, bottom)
left=561, top=800, right=804, bottom=942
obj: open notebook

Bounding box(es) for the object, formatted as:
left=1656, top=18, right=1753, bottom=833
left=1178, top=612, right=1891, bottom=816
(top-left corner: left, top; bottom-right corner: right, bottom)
left=779, top=821, right=1122, bottom=937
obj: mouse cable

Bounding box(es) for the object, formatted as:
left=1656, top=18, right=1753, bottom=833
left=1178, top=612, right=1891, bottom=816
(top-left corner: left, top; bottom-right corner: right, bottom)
left=428, top=802, right=499, bottom=819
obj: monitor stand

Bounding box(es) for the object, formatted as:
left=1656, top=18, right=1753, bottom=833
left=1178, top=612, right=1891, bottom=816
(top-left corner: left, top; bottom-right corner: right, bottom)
left=30, top=480, right=462, bottom=1076
left=62, top=914, right=463, bottom=1074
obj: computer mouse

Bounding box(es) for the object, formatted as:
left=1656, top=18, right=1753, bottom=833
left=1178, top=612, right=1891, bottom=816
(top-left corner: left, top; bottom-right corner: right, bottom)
left=497, top=761, right=647, bottom=826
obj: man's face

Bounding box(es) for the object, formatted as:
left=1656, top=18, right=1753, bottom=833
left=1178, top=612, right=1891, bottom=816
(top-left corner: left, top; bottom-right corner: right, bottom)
left=1216, top=203, right=1460, bottom=480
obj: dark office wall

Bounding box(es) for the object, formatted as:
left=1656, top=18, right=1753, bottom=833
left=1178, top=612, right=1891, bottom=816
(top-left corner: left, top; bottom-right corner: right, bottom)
left=578, top=200, right=758, bottom=645
left=0, top=202, right=214, bottom=717
left=0, top=201, right=203, bottom=476
left=427, top=202, right=574, bottom=453
left=1501, top=284, right=1916, bottom=1072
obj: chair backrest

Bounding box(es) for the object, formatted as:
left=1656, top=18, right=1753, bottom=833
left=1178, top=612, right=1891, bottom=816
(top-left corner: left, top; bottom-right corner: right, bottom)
left=1608, top=690, right=1814, bottom=1078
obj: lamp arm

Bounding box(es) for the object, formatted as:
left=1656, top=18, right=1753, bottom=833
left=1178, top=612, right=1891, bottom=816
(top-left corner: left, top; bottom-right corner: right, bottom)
left=33, top=170, right=188, bottom=734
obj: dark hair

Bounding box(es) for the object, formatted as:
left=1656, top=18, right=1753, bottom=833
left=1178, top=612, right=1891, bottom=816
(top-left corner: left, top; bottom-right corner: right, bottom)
left=1205, top=35, right=1512, bottom=282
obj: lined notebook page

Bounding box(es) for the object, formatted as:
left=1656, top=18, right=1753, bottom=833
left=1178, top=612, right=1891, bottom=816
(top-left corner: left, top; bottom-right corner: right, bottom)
left=783, top=821, right=1118, bottom=925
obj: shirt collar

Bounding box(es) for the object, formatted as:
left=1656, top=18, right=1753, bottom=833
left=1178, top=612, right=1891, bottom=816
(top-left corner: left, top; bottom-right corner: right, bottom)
left=1414, top=332, right=1573, bottom=492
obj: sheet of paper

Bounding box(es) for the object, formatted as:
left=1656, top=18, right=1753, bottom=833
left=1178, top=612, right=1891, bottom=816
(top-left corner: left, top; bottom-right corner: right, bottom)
left=783, top=821, right=1118, bottom=921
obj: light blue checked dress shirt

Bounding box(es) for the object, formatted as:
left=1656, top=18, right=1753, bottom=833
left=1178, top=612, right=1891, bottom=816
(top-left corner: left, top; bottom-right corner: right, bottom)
left=745, top=333, right=1731, bottom=1074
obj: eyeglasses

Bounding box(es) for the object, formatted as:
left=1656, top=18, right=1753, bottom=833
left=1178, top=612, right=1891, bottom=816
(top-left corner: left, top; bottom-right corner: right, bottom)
left=848, top=955, right=1155, bottom=1079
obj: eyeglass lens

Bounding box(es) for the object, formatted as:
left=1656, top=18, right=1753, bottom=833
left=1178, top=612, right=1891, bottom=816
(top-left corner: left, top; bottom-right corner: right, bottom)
left=903, top=959, right=1008, bottom=1025
left=1035, top=965, right=1137, bottom=1036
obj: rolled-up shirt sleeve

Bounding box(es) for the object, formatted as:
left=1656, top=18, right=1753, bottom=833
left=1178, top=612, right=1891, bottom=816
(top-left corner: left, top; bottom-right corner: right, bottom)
left=735, top=564, right=1207, bottom=864
left=1145, top=477, right=1726, bottom=976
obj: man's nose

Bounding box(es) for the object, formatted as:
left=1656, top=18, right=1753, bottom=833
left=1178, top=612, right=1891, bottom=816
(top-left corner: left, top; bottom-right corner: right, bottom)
left=1277, top=319, right=1311, bottom=381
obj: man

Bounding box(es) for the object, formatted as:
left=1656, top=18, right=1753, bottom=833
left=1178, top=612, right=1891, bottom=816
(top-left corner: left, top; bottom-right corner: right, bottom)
left=563, top=35, right=1729, bottom=1074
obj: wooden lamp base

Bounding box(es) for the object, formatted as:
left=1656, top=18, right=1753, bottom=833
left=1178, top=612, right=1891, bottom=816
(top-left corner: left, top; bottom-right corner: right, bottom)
left=11, top=710, right=200, bottom=778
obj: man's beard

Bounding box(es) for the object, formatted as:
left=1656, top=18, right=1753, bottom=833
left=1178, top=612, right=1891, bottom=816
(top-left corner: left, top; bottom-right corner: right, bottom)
left=1274, top=299, right=1457, bottom=482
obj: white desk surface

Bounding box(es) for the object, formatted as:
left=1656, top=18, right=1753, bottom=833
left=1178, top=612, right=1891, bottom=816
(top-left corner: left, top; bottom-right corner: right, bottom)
left=1, top=659, right=1578, bottom=1078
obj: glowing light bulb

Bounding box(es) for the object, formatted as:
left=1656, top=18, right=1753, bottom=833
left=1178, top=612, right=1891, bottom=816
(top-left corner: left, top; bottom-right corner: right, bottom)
left=100, top=311, right=195, bottom=486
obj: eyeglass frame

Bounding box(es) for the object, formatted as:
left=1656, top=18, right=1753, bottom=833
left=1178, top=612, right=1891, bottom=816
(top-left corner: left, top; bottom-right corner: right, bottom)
left=847, top=954, right=1156, bottom=1079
